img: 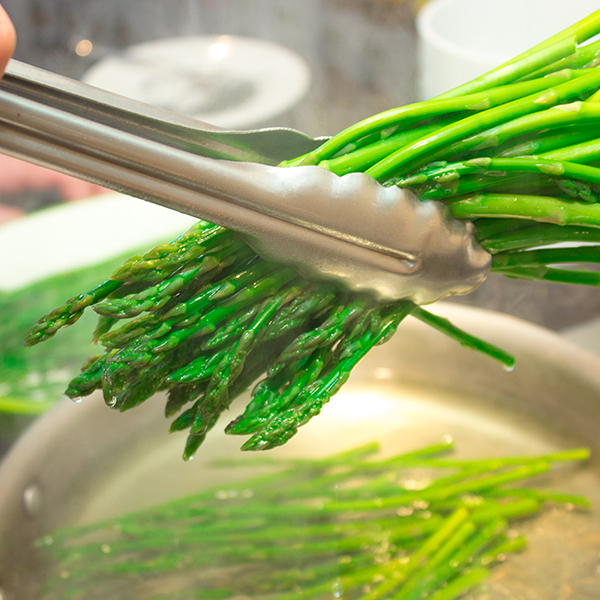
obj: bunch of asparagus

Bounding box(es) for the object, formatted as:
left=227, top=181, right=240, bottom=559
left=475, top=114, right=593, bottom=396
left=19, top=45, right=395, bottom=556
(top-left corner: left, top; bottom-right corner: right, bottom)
left=37, top=440, right=590, bottom=600
left=26, top=10, right=600, bottom=458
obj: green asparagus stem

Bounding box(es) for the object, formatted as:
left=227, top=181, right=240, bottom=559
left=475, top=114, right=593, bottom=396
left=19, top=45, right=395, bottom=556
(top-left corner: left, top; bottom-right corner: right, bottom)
left=427, top=567, right=491, bottom=600
left=449, top=192, right=600, bottom=227
left=479, top=223, right=600, bottom=254
left=36, top=441, right=591, bottom=600
left=24, top=279, right=122, bottom=346
left=411, top=307, right=516, bottom=369
left=405, top=518, right=507, bottom=600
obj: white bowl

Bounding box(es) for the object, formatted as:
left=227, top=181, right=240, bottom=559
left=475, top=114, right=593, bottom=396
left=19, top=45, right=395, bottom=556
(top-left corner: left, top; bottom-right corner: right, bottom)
left=416, top=0, right=600, bottom=100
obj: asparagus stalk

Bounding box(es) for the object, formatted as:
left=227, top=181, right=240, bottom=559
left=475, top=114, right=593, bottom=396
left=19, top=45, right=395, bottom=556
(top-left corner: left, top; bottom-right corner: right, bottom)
left=20, top=9, right=600, bottom=460
left=36, top=441, right=590, bottom=600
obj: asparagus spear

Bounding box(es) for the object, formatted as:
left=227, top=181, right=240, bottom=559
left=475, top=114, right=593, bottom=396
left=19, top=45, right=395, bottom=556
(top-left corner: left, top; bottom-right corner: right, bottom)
left=36, top=441, right=590, bottom=600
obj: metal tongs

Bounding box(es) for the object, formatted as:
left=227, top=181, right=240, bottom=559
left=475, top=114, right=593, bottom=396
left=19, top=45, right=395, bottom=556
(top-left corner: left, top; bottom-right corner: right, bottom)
left=0, top=60, right=490, bottom=303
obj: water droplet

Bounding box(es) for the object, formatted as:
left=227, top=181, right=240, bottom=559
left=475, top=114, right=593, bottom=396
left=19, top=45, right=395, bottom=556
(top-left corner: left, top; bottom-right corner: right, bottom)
left=42, top=535, right=54, bottom=546
left=107, top=397, right=117, bottom=407
left=215, top=490, right=228, bottom=500
left=413, top=499, right=429, bottom=510
left=100, top=544, right=111, bottom=554
left=331, top=579, right=343, bottom=598
left=241, top=489, right=254, bottom=499
left=227, top=489, right=239, bottom=499
left=72, top=396, right=85, bottom=404
left=396, top=506, right=414, bottom=517
left=502, top=363, right=515, bottom=373
left=23, top=484, right=43, bottom=518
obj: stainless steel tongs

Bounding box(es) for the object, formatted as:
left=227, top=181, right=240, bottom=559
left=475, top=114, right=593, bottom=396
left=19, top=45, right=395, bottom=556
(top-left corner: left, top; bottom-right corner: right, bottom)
left=0, top=60, right=490, bottom=303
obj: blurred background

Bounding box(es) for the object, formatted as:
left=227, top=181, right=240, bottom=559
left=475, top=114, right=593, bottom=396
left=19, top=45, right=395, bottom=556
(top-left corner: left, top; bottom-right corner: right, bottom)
left=1, top=0, right=421, bottom=134
left=0, top=0, right=599, bottom=454
left=0, top=0, right=420, bottom=220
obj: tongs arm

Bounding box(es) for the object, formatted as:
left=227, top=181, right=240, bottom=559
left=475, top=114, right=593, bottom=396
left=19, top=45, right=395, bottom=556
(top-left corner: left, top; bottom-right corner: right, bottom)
left=0, top=60, right=490, bottom=303
left=0, top=60, right=323, bottom=165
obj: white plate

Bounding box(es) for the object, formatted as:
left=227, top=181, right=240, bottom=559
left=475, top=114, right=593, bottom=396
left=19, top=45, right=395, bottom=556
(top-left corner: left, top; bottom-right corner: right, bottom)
left=82, top=36, right=311, bottom=129
left=0, top=194, right=196, bottom=292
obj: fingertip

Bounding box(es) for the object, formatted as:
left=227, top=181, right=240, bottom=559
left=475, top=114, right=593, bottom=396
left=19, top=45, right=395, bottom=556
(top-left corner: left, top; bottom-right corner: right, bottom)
left=0, top=3, right=16, bottom=74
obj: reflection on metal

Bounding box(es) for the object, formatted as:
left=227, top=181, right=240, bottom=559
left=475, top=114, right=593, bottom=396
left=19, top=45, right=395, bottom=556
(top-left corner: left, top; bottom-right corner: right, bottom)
left=236, top=165, right=490, bottom=303
left=23, top=483, right=43, bottom=518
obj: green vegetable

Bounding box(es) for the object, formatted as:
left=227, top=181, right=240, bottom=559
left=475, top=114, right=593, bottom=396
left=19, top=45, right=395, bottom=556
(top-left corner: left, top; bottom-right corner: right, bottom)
left=0, top=250, right=143, bottom=417
left=23, top=9, right=600, bottom=458
left=36, top=440, right=590, bottom=600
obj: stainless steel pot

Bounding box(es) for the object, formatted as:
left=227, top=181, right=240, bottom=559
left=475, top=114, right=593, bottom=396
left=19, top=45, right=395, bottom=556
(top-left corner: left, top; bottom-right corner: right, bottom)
left=0, top=303, right=599, bottom=599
